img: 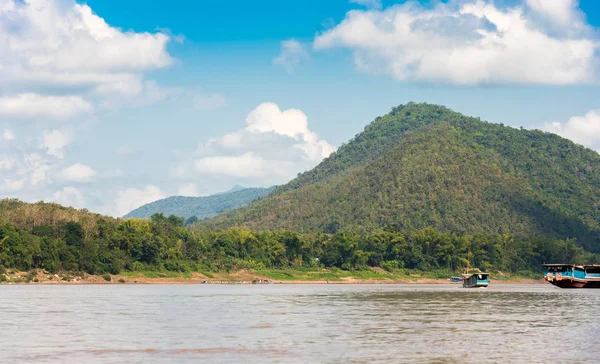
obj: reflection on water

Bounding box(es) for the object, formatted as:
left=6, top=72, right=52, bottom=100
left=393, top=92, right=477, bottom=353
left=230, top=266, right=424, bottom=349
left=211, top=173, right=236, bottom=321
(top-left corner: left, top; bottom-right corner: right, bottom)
left=1, top=284, right=599, bottom=363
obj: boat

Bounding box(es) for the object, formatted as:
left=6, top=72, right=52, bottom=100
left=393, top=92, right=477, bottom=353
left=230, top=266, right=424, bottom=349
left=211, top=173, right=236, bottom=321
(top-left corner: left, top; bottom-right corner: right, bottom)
left=462, top=273, right=490, bottom=288
left=450, top=276, right=462, bottom=282
left=542, top=264, right=600, bottom=288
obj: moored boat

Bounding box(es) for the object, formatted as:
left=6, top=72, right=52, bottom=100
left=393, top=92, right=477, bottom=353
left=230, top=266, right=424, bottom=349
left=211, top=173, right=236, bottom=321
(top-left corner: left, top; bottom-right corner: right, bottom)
left=542, top=264, right=600, bottom=288
left=462, top=273, right=490, bottom=288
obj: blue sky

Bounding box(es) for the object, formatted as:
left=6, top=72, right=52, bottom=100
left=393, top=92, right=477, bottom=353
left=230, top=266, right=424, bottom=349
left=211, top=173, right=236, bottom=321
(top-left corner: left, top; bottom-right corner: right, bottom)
left=1, top=0, right=600, bottom=216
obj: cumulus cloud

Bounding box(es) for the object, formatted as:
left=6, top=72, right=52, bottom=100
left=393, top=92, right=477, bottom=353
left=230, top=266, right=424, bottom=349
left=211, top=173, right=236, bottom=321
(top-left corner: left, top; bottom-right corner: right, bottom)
left=41, top=129, right=73, bottom=159
left=194, top=93, right=227, bottom=111
left=110, top=185, right=165, bottom=217
left=195, top=152, right=267, bottom=178
left=19, top=153, right=50, bottom=187
left=174, top=102, right=334, bottom=187
left=245, top=102, right=334, bottom=160
left=1, top=129, right=15, bottom=141
left=0, top=0, right=173, bottom=94
left=52, top=187, right=85, bottom=209
left=177, top=183, right=198, bottom=197
left=273, top=39, right=309, bottom=72
left=0, top=178, right=25, bottom=193
left=0, top=156, right=16, bottom=170
left=545, top=110, right=600, bottom=151
left=314, top=0, right=599, bottom=85
left=60, top=163, right=96, bottom=182
left=526, top=0, right=583, bottom=30
left=0, top=94, right=93, bottom=120
left=0, top=142, right=53, bottom=194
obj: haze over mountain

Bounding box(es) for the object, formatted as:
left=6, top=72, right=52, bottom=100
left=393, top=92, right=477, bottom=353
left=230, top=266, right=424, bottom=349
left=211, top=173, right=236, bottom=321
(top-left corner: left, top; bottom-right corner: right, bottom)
left=124, top=186, right=275, bottom=220
left=206, top=103, right=600, bottom=252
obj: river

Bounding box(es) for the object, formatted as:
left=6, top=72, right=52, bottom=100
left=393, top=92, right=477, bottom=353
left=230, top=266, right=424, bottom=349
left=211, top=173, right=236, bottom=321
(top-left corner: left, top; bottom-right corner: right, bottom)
left=1, top=283, right=598, bottom=363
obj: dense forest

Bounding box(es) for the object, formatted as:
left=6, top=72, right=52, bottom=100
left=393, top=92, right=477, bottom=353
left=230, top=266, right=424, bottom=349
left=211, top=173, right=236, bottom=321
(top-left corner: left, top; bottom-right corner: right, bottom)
left=0, top=200, right=597, bottom=276
left=124, top=186, right=275, bottom=220
left=206, top=103, right=600, bottom=253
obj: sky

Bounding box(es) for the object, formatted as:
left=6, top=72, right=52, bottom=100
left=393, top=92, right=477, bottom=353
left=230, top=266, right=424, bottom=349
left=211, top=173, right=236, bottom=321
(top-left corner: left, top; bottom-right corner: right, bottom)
left=1, top=0, right=600, bottom=217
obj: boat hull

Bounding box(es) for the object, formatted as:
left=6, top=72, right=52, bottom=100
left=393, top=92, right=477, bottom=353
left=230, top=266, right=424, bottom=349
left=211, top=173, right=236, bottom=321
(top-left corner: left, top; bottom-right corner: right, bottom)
left=547, top=279, right=600, bottom=289
left=463, top=283, right=488, bottom=288
left=542, top=264, right=600, bottom=289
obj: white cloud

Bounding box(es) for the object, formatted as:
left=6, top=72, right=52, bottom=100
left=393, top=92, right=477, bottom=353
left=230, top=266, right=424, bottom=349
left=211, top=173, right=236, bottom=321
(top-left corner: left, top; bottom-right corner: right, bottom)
left=350, top=0, right=382, bottom=10
left=110, top=185, right=165, bottom=217
left=273, top=39, right=309, bottom=72
left=0, top=94, right=93, bottom=120
left=41, top=129, right=73, bottom=159
left=175, top=102, right=334, bottom=186
left=245, top=102, right=334, bottom=160
left=0, top=149, right=53, bottom=194
left=23, top=153, right=50, bottom=185
left=0, top=0, right=173, bottom=93
left=526, top=0, right=582, bottom=29
left=1, top=129, right=15, bottom=141
left=194, top=93, right=227, bottom=111
left=0, top=156, right=16, bottom=170
left=177, top=183, right=198, bottom=197
left=60, top=163, right=96, bottom=182
left=52, top=187, right=85, bottom=209
left=195, top=152, right=267, bottom=178
left=314, top=0, right=599, bottom=85
left=545, top=110, right=600, bottom=151
left=0, top=178, right=25, bottom=193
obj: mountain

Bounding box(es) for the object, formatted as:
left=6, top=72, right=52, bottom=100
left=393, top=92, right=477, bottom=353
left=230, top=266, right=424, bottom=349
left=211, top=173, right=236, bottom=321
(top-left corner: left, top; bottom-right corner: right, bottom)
left=124, top=186, right=275, bottom=220
left=206, top=103, right=600, bottom=252
left=225, top=185, right=246, bottom=194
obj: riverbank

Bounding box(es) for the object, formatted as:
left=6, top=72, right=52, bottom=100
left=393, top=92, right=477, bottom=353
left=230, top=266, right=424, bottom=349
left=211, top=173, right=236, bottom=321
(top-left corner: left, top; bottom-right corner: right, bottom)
left=0, top=268, right=543, bottom=285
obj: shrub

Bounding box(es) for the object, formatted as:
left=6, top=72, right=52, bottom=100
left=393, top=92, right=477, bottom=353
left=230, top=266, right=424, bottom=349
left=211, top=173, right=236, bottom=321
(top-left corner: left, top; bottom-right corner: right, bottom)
left=118, top=278, right=125, bottom=283
left=102, top=274, right=111, bottom=282
left=381, top=260, right=403, bottom=272
left=25, top=271, right=37, bottom=283
left=132, top=261, right=147, bottom=271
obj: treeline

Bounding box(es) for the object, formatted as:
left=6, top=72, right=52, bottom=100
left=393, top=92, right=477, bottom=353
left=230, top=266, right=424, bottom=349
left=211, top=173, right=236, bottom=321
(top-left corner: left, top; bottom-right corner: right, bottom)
left=0, top=200, right=596, bottom=275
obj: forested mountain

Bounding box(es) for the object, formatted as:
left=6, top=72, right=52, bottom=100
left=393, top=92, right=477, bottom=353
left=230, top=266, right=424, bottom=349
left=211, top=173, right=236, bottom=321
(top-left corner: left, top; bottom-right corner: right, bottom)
left=124, top=186, right=275, bottom=221
left=206, top=103, right=600, bottom=252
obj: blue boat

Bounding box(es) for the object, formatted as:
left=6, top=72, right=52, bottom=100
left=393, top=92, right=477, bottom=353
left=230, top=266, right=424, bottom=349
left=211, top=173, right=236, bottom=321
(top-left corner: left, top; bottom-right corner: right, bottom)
left=450, top=276, right=462, bottom=282
left=462, top=273, right=490, bottom=288
left=542, top=264, right=600, bottom=288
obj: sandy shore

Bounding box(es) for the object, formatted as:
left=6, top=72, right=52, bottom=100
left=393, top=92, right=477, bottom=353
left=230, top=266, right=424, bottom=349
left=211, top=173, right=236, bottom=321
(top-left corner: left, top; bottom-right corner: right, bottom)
left=0, top=269, right=543, bottom=285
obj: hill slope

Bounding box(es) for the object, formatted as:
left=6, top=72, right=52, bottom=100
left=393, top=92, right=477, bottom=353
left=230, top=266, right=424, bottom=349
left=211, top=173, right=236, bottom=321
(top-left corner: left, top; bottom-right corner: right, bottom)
left=207, top=103, right=600, bottom=252
left=124, top=186, right=275, bottom=220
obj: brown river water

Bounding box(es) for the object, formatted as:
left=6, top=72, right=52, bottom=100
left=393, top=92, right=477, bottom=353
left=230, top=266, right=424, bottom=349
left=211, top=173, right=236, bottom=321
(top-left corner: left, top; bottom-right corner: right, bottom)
left=1, top=283, right=599, bottom=363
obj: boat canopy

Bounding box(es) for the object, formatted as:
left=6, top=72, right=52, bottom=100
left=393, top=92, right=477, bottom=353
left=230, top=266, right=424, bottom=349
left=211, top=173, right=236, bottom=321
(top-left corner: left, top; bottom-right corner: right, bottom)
left=542, top=264, right=600, bottom=269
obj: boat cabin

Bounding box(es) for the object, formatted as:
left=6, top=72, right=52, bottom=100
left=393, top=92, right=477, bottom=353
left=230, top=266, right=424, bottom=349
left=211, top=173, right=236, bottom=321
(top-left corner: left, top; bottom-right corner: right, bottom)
left=542, top=264, right=600, bottom=288
left=462, top=273, right=490, bottom=288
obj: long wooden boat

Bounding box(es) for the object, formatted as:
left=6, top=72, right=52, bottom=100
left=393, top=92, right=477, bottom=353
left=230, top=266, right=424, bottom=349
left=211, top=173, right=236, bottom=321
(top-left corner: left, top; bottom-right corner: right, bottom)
left=462, top=273, right=490, bottom=288
left=542, top=264, right=600, bottom=288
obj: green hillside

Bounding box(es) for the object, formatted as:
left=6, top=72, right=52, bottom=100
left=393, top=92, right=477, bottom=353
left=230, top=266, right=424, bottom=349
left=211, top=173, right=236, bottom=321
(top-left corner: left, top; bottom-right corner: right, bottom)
left=124, top=186, right=275, bottom=220
left=206, top=103, right=600, bottom=252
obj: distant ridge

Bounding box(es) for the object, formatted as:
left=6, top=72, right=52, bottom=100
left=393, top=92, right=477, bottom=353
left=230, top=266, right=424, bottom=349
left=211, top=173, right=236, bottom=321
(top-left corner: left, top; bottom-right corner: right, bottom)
left=217, top=184, right=246, bottom=195
left=124, top=186, right=275, bottom=220
left=206, top=102, right=600, bottom=252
